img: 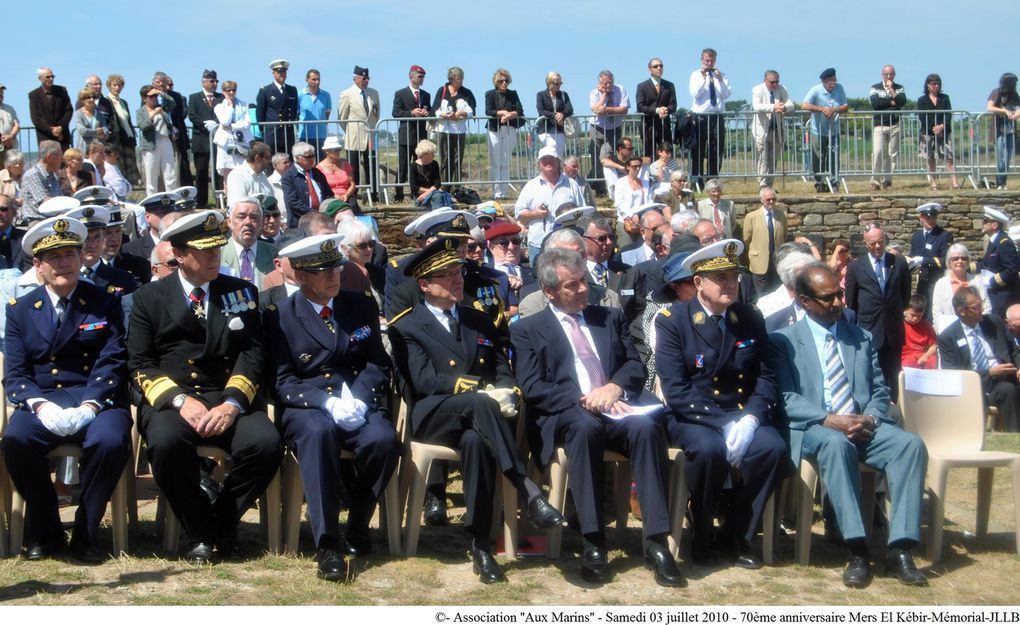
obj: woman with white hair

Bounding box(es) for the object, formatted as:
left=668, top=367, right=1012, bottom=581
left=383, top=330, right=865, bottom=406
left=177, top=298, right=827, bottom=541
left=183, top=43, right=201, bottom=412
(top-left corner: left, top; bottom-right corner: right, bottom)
left=930, top=242, right=992, bottom=332
left=410, top=139, right=453, bottom=209
left=337, top=217, right=384, bottom=300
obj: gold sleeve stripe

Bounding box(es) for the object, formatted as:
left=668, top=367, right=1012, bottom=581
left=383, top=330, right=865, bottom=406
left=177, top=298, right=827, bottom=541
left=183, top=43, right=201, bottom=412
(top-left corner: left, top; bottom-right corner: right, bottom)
left=996, top=273, right=1007, bottom=287
left=144, top=377, right=180, bottom=406
left=226, top=375, right=258, bottom=403
left=933, top=258, right=941, bottom=268
left=454, top=377, right=480, bottom=394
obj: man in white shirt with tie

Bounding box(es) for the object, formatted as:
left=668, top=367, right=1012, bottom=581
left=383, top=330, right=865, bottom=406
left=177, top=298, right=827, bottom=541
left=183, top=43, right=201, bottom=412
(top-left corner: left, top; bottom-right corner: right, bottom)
left=688, top=48, right=731, bottom=190
left=767, top=264, right=928, bottom=588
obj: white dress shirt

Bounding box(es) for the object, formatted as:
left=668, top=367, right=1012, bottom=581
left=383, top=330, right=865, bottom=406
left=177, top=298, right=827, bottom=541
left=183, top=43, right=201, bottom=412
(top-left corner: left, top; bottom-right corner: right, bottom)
left=424, top=300, right=458, bottom=333
left=549, top=304, right=600, bottom=394
left=688, top=69, right=731, bottom=113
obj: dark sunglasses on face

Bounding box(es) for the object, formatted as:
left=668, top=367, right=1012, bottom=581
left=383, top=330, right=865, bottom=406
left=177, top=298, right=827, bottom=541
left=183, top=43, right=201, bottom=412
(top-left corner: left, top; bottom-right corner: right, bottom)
left=584, top=234, right=614, bottom=244
left=809, top=288, right=844, bottom=304
left=466, top=243, right=482, bottom=252
left=155, top=259, right=179, bottom=269
left=494, top=237, right=522, bottom=247
left=353, top=240, right=377, bottom=250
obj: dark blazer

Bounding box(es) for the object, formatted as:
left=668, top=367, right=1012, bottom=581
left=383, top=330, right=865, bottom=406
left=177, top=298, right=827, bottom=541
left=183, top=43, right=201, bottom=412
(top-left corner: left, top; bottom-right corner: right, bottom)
left=127, top=272, right=264, bottom=411
left=938, top=315, right=1020, bottom=388
left=844, top=252, right=911, bottom=350
left=654, top=298, right=777, bottom=432
left=0, top=226, right=29, bottom=271
left=980, top=231, right=1020, bottom=315
left=4, top=281, right=127, bottom=408
left=535, top=89, right=574, bottom=134
left=109, top=252, right=151, bottom=286
left=635, top=78, right=677, bottom=148
left=388, top=303, right=513, bottom=432
left=28, top=85, right=74, bottom=148
left=280, top=165, right=334, bottom=228
left=909, top=225, right=953, bottom=294
left=259, top=284, right=291, bottom=310
left=187, top=90, right=224, bottom=155
left=264, top=290, right=391, bottom=411
left=256, top=83, right=298, bottom=124
left=511, top=305, right=653, bottom=464
left=167, top=89, right=190, bottom=150
left=391, top=87, right=432, bottom=146
left=484, top=89, right=525, bottom=132
left=89, top=261, right=139, bottom=294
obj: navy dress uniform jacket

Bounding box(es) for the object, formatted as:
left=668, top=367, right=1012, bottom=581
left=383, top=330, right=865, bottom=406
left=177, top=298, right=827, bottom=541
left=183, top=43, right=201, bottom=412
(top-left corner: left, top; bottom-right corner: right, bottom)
left=909, top=225, right=953, bottom=295
left=654, top=299, right=778, bottom=431
left=256, top=82, right=299, bottom=153
left=388, top=303, right=513, bottom=433
left=981, top=231, right=1020, bottom=315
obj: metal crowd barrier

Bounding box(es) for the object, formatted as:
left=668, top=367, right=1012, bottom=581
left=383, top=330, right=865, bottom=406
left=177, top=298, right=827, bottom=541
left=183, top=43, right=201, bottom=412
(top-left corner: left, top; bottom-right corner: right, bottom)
left=6, top=109, right=1020, bottom=205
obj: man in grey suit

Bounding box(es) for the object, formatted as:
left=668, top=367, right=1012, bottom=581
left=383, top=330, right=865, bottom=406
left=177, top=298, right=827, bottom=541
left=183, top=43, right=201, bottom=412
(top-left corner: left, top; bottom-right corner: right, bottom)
left=696, top=179, right=736, bottom=239
left=766, top=264, right=928, bottom=589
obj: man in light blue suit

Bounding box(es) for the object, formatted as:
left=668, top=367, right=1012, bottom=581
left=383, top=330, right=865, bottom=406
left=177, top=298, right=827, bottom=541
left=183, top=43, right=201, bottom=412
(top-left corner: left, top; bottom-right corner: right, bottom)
left=766, top=264, right=928, bottom=589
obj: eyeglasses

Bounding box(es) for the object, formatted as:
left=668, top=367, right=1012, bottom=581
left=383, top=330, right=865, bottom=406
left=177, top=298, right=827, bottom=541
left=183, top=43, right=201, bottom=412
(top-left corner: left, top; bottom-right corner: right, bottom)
left=352, top=240, right=377, bottom=250
left=466, top=242, right=482, bottom=252
left=429, top=269, right=464, bottom=281
left=809, top=288, right=844, bottom=304
left=584, top=234, right=615, bottom=244
left=550, top=81, right=562, bottom=86
left=650, top=64, right=663, bottom=69
left=949, top=256, right=969, bottom=262
left=494, top=237, right=522, bottom=247
left=154, top=259, right=179, bottom=269
left=224, top=88, right=236, bottom=93
left=0, top=205, right=12, bottom=213
left=496, top=79, right=509, bottom=84
left=621, top=145, right=633, bottom=151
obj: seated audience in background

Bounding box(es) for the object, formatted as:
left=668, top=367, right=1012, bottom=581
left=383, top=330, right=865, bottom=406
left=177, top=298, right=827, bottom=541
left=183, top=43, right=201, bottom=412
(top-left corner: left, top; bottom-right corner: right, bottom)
left=409, top=139, right=452, bottom=210
left=930, top=243, right=991, bottom=334
left=901, top=294, right=937, bottom=369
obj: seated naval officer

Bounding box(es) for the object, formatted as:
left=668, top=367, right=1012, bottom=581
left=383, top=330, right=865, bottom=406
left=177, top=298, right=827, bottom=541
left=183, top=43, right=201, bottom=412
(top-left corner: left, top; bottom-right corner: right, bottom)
left=263, top=233, right=400, bottom=582
left=388, top=237, right=563, bottom=584
left=62, top=203, right=138, bottom=294
left=1, top=216, right=132, bottom=562
left=127, top=209, right=283, bottom=563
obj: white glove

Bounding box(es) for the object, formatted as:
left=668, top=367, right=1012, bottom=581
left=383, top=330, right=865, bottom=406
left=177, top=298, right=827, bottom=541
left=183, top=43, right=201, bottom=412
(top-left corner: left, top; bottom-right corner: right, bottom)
left=66, top=406, right=97, bottom=435
left=325, top=385, right=368, bottom=432
left=723, top=415, right=759, bottom=468
left=203, top=120, right=219, bottom=132
left=36, top=402, right=68, bottom=436
left=908, top=256, right=923, bottom=269
left=480, top=385, right=517, bottom=418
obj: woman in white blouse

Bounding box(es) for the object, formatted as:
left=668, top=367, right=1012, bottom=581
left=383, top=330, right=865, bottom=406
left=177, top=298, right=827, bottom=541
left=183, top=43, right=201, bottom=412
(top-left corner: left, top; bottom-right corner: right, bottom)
left=930, top=243, right=992, bottom=333
left=212, top=80, right=253, bottom=180
left=613, top=155, right=651, bottom=217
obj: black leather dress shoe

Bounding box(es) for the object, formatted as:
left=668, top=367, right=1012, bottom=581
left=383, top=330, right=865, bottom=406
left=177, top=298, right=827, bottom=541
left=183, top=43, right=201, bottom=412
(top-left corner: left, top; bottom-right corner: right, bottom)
left=424, top=493, right=449, bottom=527
left=70, top=540, right=107, bottom=564
left=843, top=555, right=872, bottom=588
left=690, top=542, right=719, bottom=568
left=579, top=545, right=612, bottom=583
left=184, top=542, right=215, bottom=564
left=471, top=546, right=507, bottom=584
left=526, top=495, right=563, bottom=529
left=645, top=543, right=687, bottom=588
left=344, top=533, right=373, bottom=558
left=215, top=533, right=245, bottom=561
left=25, top=534, right=66, bottom=561
left=317, top=549, right=349, bottom=582
left=884, top=549, right=928, bottom=586
left=733, top=537, right=763, bottom=570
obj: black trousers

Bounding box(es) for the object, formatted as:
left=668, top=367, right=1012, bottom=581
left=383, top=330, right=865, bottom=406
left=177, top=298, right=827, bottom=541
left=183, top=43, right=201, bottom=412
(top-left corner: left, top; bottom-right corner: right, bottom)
left=347, top=148, right=378, bottom=196
left=281, top=406, right=400, bottom=549
left=988, top=378, right=1020, bottom=432
left=692, top=114, right=725, bottom=184
left=140, top=404, right=282, bottom=545
left=192, top=150, right=223, bottom=208
left=551, top=405, right=670, bottom=540
left=667, top=420, right=786, bottom=542
left=2, top=406, right=131, bottom=546
left=177, top=140, right=194, bottom=186
left=436, top=132, right=466, bottom=189
left=414, top=392, right=524, bottom=544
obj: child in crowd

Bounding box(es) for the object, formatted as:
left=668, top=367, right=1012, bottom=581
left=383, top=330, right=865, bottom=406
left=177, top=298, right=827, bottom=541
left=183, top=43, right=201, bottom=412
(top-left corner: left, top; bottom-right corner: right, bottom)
left=902, top=294, right=938, bottom=369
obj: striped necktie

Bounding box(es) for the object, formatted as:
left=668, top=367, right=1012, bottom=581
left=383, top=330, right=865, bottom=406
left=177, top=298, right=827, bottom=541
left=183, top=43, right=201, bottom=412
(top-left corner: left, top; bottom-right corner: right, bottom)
left=824, top=332, right=856, bottom=415
left=969, top=328, right=990, bottom=373
left=566, top=313, right=606, bottom=389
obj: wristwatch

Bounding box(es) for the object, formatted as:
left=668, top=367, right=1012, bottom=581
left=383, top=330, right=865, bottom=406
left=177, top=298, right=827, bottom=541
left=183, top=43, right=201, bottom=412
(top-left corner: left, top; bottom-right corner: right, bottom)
left=171, top=393, right=188, bottom=411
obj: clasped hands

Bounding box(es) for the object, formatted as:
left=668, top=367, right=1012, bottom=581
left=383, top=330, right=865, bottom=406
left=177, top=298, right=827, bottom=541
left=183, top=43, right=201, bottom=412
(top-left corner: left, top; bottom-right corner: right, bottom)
left=723, top=414, right=759, bottom=468
left=478, top=384, right=517, bottom=418
left=36, top=402, right=98, bottom=437
left=580, top=382, right=631, bottom=417
left=823, top=413, right=878, bottom=444
left=324, top=383, right=368, bottom=432
left=179, top=396, right=240, bottom=438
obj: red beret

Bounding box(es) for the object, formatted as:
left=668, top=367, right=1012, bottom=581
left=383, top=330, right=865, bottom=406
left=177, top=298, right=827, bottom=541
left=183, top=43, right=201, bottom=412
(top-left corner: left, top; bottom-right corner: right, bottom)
left=484, top=220, right=521, bottom=241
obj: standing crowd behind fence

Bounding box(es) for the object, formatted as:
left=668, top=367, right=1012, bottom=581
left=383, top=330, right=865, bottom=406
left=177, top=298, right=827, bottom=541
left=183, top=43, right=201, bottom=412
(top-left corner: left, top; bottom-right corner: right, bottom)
left=2, top=63, right=1018, bottom=211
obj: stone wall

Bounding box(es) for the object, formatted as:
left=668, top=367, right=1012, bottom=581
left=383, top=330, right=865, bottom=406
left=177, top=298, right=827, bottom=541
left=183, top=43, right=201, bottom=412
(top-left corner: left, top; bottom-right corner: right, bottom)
left=371, top=191, right=1020, bottom=258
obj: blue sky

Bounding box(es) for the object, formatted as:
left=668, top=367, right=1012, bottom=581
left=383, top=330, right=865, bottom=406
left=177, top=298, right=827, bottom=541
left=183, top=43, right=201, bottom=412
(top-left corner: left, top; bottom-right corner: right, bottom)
left=3, top=0, right=1015, bottom=124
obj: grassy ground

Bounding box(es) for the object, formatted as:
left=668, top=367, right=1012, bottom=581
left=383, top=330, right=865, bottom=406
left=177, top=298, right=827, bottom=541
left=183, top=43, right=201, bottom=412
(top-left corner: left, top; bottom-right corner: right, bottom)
left=1, top=434, right=1018, bottom=606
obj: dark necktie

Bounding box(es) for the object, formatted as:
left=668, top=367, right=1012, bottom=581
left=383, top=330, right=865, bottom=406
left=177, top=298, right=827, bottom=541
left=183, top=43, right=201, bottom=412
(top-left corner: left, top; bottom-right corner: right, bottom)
left=82, top=265, right=94, bottom=280
left=361, top=90, right=369, bottom=116
left=190, top=287, right=206, bottom=320
left=768, top=90, right=777, bottom=130
left=708, top=74, right=717, bottom=107
left=592, top=263, right=608, bottom=287
left=711, top=314, right=723, bottom=326
left=443, top=309, right=460, bottom=340
left=766, top=211, right=775, bottom=255
left=320, top=305, right=334, bottom=333
left=55, top=297, right=69, bottom=328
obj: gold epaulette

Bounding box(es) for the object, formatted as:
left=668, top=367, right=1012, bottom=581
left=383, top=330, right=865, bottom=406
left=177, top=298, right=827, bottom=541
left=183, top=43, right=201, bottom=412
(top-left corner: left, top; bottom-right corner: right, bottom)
left=390, top=259, right=399, bottom=268
left=388, top=308, right=412, bottom=325
left=8, top=298, right=15, bottom=306
left=266, top=304, right=277, bottom=312
left=657, top=308, right=671, bottom=317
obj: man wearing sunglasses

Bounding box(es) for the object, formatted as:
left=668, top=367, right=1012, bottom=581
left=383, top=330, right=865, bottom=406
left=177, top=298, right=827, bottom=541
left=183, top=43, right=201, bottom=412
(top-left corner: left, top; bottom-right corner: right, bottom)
left=485, top=220, right=533, bottom=300
left=636, top=58, right=677, bottom=161
left=767, top=264, right=927, bottom=588
left=0, top=192, right=28, bottom=270
left=149, top=241, right=178, bottom=281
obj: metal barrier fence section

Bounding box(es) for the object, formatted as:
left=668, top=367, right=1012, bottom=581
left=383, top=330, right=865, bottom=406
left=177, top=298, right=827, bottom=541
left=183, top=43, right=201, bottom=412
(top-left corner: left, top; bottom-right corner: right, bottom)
left=5, top=109, right=1019, bottom=205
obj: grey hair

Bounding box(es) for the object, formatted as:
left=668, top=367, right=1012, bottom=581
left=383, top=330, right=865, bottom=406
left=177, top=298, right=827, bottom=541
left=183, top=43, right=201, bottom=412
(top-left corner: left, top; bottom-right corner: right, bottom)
left=598, top=70, right=614, bottom=81
left=562, top=155, right=580, bottom=168
left=152, top=71, right=168, bottom=82
left=271, top=152, right=291, bottom=167
left=469, top=226, right=486, bottom=243
left=415, top=139, right=437, bottom=158
left=230, top=197, right=263, bottom=215
left=778, top=252, right=820, bottom=289
left=670, top=209, right=700, bottom=235
left=577, top=215, right=613, bottom=234
left=536, top=248, right=586, bottom=290
left=947, top=242, right=970, bottom=260
left=704, top=179, right=723, bottom=192
left=774, top=241, right=812, bottom=266
left=337, top=218, right=373, bottom=248
left=38, top=140, right=62, bottom=159
left=3, top=149, right=23, bottom=165
left=542, top=227, right=584, bottom=253
left=37, top=68, right=52, bottom=80
left=291, top=141, right=315, bottom=158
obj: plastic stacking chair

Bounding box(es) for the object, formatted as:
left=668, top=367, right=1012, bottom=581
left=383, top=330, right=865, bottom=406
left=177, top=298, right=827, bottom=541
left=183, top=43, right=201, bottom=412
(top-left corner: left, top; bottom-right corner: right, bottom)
left=794, top=457, right=877, bottom=565
left=544, top=448, right=631, bottom=558
left=899, top=369, right=1020, bottom=562
left=8, top=444, right=132, bottom=556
